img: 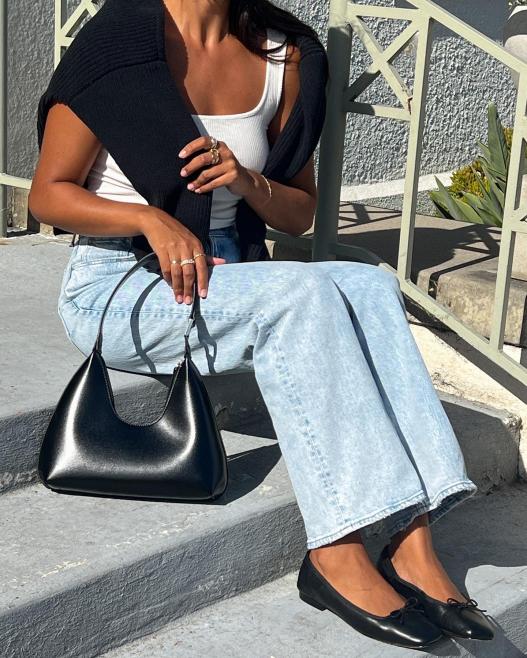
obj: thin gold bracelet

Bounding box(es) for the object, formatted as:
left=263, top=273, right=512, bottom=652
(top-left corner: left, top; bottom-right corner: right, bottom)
left=260, top=173, right=273, bottom=205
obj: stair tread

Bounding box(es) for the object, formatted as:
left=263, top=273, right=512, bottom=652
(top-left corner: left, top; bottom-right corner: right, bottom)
left=102, top=485, right=527, bottom=658
left=0, top=430, right=290, bottom=611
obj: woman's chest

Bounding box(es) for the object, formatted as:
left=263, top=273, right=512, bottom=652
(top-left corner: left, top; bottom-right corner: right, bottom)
left=164, top=34, right=268, bottom=116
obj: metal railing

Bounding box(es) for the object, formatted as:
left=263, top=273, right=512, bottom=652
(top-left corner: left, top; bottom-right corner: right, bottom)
left=301, top=0, right=527, bottom=388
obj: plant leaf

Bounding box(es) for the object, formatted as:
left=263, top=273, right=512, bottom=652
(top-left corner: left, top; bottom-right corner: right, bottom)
left=487, top=102, right=509, bottom=178
left=432, top=178, right=486, bottom=223
left=461, top=192, right=502, bottom=226
left=480, top=161, right=505, bottom=210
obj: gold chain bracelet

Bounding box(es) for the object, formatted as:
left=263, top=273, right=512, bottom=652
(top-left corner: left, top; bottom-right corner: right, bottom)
left=260, top=173, right=273, bottom=205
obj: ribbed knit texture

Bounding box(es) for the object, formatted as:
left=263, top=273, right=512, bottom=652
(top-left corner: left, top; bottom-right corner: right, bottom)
left=36, top=0, right=329, bottom=262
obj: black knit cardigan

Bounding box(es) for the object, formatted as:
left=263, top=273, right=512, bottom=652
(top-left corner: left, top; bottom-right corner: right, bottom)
left=36, top=0, right=329, bottom=262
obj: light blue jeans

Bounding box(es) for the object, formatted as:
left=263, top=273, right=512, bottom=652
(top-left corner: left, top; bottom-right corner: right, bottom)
left=58, top=224, right=476, bottom=549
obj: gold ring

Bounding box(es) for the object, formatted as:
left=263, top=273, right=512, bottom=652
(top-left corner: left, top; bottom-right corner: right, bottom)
left=193, top=252, right=206, bottom=259
left=210, top=136, right=219, bottom=150
left=210, top=147, right=220, bottom=165
left=180, top=258, right=195, bottom=266
left=170, top=259, right=179, bottom=265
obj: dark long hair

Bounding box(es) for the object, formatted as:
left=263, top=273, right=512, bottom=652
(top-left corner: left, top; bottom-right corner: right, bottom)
left=227, top=0, right=324, bottom=64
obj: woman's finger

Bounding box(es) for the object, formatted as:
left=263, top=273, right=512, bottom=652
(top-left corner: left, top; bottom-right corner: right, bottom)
left=194, top=253, right=209, bottom=298
left=158, top=251, right=173, bottom=286
left=206, top=255, right=226, bottom=265
left=181, top=250, right=197, bottom=304
left=167, top=250, right=184, bottom=303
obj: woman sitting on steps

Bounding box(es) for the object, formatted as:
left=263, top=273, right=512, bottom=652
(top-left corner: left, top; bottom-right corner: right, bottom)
left=29, top=0, right=494, bottom=649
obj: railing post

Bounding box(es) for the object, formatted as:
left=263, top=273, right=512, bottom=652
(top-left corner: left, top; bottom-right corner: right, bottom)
left=0, top=0, right=7, bottom=238
left=489, top=75, right=527, bottom=351
left=397, top=16, right=434, bottom=281
left=312, top=0, right=352, bottom=262
left=55, top=0, right=66, bottom=67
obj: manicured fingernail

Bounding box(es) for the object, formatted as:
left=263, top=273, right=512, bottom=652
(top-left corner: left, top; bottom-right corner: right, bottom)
left=185, top=295, right=192, bottom=304
left=194, top=188, right=202, bottom=194
left=187, top=183, right=195, bottom=190
left=176, top=295, right=183, bottom=303
left=178, top=149, right=187, bottom=157
left=200, top=289, right=207, bottom=298
left=180, top=168, right=187, bottom=176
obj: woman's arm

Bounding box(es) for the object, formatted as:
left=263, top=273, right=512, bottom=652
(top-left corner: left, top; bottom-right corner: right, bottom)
left=28, top=103, right=153, bottom=237
left=243, top=43, right=318, bottom=237
left=28, top=103, right=222, bottom=305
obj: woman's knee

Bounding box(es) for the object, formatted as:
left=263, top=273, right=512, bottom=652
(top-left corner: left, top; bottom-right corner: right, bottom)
left=255, top=261, right=336, bottom=299
left=315, top=260, right=401, bottom=295
left=365, top=264, right=401, bottom=292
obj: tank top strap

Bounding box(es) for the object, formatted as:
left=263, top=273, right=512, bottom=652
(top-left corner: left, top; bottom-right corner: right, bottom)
left=262, top=27, right=288, bottom=120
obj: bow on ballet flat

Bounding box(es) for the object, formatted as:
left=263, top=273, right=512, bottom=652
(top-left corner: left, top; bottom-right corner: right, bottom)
left=388, top=597, right=425, bottom=623
left=447, top=597, right=487, bottom=613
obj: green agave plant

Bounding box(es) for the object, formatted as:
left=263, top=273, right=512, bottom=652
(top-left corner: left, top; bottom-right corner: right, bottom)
left=429, top=103, right=526, bottom=227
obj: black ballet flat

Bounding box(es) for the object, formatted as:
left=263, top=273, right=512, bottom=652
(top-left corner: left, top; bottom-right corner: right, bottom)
left=377, top=545, right=494, bottom=641
left=297, top=551, right=444, bottom=650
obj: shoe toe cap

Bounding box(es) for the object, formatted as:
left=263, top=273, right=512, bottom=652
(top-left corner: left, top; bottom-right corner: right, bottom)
left=447, top=609, right=495, bottom=641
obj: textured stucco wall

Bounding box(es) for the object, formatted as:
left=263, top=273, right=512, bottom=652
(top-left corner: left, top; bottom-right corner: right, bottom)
left=6, top=0, right=517, bottom=187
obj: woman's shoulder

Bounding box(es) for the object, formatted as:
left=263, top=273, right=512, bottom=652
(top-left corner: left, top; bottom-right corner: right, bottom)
left=37, top=0, right=159, bottom=148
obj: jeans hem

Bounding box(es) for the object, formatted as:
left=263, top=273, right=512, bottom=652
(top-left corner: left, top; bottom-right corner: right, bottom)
left=364, top=479, right=477, bottom=540
left=305, top=489, right=426, bottom=550
left=304, top=479, right=477, bottom=550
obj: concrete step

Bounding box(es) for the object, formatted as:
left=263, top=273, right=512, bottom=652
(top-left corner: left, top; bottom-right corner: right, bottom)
left=1, top=374, right=521, bottom=497
left=2, top=235, right=526, bottom=658
left=0, top=428, right=305, bottom=658
left=101, top=485, right=527, bottom=658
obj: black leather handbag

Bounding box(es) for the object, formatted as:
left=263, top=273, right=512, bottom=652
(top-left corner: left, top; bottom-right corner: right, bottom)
left=37, top=250, right=228, bottom=502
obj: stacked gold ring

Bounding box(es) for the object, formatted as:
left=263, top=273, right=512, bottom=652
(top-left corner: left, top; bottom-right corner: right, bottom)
left=209, top=136, right=220, bottom=165
left=170, top=253, right=206, bottom=266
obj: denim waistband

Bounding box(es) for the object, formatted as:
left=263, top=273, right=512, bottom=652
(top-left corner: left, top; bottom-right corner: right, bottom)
left=74, top=224, right=238, bottom=247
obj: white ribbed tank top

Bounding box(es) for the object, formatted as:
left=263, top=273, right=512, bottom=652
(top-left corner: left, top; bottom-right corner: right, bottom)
left=84, top=27, right=287, bottom=230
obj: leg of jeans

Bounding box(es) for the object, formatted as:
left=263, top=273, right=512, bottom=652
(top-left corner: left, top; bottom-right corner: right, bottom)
left=308, top=260, right=477, bottom=537
left=203, top=262, right=429, bottom=549
left=59, top=258, right=436, bottom=549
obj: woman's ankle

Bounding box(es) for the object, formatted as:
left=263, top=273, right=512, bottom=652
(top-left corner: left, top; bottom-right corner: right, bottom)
left=309, top=531, right=375, bottom=570
left=388, top=514, right=465, bottom=602
left=390, top=514, right=436, bottom=570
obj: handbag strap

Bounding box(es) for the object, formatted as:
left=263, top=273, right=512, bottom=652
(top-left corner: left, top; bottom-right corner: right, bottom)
left=93, top=250, right=197, bottom=360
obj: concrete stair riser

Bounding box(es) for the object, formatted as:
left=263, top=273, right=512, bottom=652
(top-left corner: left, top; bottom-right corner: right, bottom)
left=1, top=505, right=305, bottom=658
left=0, top=376, right=521, bottom=495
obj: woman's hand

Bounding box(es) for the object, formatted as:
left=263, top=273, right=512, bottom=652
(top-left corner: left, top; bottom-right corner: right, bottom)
left=178, top=136, right=254, bottom=197
left=138, top=207, right=225, bottom=304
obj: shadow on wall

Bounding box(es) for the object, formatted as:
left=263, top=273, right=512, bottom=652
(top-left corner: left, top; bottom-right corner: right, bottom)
left=396, top=0, right=510, bottom=41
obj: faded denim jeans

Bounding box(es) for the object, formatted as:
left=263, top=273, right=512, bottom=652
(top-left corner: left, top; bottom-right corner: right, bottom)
left=58, top=224, right=476, bottom=549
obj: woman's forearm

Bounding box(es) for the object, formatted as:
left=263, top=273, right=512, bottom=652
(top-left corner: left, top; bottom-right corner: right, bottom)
left=242, top=169, right=316, bottom=236
left=28, top=173, right=316, bottom=240
left=28, top=181, right=152, bottom=237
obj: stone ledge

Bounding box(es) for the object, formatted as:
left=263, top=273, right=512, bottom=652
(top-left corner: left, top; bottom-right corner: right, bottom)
left=0, top=231, right=522, bottom=495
